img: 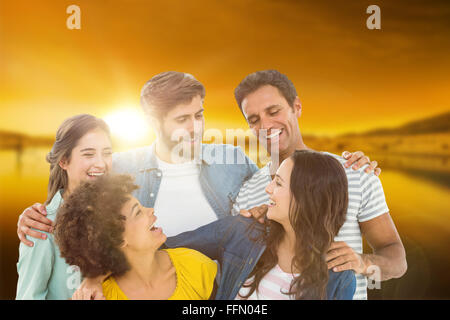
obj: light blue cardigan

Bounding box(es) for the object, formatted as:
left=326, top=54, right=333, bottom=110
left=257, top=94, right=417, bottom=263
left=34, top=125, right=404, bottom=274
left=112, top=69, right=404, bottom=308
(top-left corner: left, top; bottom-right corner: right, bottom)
left=16, top=190, right=81, bottom=300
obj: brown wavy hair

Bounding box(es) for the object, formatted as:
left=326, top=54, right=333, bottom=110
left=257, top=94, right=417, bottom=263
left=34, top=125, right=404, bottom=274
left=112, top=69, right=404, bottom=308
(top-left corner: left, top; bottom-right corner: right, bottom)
left=239, top=150, right=348, bottom=299
left=45, top=114, right=111, bottom=205
left=54, top=174, right=139, bottom=278
left=140, top=71, right=205, bottom=120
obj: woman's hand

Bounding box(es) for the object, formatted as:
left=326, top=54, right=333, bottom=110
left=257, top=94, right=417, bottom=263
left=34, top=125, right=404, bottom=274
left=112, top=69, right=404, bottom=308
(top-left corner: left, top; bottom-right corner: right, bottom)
left=71, top=277, right=106, bottom=300
left=71, top=288, right=103, bottom=300
left=239, top=204, right=268, bottom=224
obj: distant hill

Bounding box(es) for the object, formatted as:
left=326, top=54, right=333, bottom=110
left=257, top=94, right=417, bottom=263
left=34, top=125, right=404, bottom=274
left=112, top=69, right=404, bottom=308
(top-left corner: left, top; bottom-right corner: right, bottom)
left=0, top=130, right=54, bottom=149
left=0, top=130, right=25, bottom=139
left=354, top=111, right=450, bottom=136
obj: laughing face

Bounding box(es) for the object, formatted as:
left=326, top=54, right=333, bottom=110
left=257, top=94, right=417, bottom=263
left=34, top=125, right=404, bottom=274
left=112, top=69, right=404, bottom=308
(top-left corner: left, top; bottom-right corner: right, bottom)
left=265, top=157, right=294, bottom=227
left=120, top=196, right=166, bottom=252
left=241, top=85, right=302, bottom=159
left=59, top=127, right=112, bottom=194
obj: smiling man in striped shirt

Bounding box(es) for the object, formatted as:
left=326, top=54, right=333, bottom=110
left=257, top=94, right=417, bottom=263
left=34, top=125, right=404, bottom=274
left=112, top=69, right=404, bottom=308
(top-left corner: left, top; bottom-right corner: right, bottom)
left=232, top=70, right=407, bottom=300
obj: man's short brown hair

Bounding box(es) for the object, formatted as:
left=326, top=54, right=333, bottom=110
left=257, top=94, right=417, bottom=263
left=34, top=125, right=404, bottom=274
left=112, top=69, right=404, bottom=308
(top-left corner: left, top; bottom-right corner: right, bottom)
left=140, top=71, right=205, bottom=119
left=234, top=70, right=298, bottom=116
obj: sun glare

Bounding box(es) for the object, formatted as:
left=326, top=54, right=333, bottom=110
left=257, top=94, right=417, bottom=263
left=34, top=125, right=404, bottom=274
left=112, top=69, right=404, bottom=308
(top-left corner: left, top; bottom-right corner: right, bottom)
left=103, top=108, right=150, bottom=142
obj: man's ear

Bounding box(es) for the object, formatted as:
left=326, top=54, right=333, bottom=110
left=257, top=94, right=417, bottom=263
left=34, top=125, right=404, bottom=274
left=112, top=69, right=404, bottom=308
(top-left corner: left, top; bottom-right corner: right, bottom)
left=293, top=96, right=302, bottom=118
left=59, top=158, right=68, bottom=170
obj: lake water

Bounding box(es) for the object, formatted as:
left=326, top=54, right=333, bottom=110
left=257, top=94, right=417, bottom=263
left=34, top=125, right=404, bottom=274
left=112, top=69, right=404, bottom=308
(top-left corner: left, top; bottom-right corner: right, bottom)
left=1, top=148, right=449, bottom=299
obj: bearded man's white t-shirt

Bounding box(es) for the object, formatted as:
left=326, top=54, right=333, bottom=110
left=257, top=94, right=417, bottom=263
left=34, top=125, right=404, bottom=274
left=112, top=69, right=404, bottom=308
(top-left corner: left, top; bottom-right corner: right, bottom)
left=153, top=157, right=218, bottom=237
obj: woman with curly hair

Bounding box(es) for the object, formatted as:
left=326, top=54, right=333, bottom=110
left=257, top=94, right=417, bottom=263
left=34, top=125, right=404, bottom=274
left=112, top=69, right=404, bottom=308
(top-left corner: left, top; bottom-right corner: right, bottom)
left=16, top=114, right=113, bottom=299
left=54, top=174, right=217, bottom=300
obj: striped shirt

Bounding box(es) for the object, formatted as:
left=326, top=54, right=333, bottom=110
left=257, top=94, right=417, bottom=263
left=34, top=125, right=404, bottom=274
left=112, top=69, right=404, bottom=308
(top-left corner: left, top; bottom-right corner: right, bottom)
left=232, top=152, right=389, bottom=300
left=235, top=264, right=299, bottom=300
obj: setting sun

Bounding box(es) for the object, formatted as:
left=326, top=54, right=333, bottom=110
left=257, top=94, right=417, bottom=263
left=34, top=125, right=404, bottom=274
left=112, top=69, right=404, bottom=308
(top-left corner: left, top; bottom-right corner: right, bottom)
left=103, top=107, right=150, bottom=142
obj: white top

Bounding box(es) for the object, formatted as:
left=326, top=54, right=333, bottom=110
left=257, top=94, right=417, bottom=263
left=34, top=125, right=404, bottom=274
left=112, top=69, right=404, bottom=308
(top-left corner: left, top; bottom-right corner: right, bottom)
left=232, top=153, right=390, bottom=300
left=236, top=264, right=299, bottom=300
left=153, top=156, right=218, bottom=237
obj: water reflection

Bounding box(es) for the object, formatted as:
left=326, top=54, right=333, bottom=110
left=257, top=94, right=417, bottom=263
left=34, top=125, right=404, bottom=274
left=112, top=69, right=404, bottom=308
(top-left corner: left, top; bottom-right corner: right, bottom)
left=367, top=170, right=450, bottom=299
left=1, top=149, right=449, bottom=299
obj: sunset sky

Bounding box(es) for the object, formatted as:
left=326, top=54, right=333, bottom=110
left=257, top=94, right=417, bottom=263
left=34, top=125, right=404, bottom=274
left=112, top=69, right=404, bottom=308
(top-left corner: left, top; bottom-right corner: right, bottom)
left=1, top=1, right=450, bottom=300
left=1, top=0, right=449, bottom=140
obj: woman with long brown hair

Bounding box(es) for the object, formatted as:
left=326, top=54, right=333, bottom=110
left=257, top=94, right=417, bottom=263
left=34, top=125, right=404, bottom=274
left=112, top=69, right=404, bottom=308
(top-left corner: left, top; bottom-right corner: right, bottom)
left=162, top=149, right=355, bottom=300
left=237, top=149, right=352, bottom=299
left=16, top=114, right=113, bottom=299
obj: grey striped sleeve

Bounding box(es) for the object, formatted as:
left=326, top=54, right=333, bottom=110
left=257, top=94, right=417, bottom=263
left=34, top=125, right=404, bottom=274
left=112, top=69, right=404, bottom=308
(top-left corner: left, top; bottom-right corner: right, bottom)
left=232, top=166, right=271, bottom=215
left=358, top=173, right=389, bottom=222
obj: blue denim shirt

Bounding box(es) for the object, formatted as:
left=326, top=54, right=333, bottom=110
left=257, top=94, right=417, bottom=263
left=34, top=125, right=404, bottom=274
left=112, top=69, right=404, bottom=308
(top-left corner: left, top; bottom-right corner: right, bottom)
left=165, top=215, right=356, bottom=300
left=112, top=143, right=259, bottom=219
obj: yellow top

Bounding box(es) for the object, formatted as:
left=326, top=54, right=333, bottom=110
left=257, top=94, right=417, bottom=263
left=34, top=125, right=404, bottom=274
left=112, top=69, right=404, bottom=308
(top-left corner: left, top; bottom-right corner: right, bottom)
left=102, top=248, right=217, bottom=300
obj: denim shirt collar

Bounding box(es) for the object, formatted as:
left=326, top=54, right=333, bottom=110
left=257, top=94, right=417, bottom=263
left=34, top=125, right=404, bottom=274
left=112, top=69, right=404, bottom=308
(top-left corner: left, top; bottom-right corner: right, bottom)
left=138, top=142, right=213, bottom=172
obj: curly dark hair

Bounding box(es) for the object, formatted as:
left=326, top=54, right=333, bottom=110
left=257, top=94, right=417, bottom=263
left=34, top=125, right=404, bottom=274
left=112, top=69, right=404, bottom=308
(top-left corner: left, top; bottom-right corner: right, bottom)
left=54, top=174, right=139, bottom=278
left=240, top=150, right=348, bottom=300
